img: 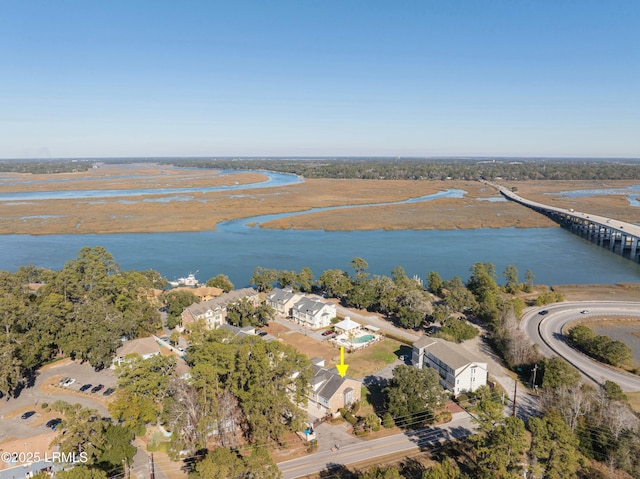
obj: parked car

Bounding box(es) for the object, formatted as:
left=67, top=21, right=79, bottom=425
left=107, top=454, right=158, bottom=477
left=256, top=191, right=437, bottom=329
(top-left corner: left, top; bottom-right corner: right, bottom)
left=322, top=329, right=334, bottom=336
left=581, top=310, right=589, bottom=314
left=58, top=377, right=70, bottom=386
left=91, top=384, right=104, bottom=393
left=62, top=378, right=76, bottom=387
left=539, top=310, right=549, bottom=315
left=21, top=411, right=36, bottom=419
left=79, top=384, right=92, bottom=392
left=46, top=418, right=62, bottom=429
left=256, top=330, right=268, bottom=337
left=103, top=387, right=116, bottom=396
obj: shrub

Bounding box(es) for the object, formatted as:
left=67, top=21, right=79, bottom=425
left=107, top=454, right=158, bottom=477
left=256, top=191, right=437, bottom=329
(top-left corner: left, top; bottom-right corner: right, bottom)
left=435, top=317, right=479, bottom=343
left=535, top=290, right=564, bottom=306
left=382, top=412, right=394, bottom=429
left=437, top=410, right=452, bottom=423
left=41, top=403, right=48, bottom=409
left=339, top=407, right=358, bottom=425
left=363, top=413, right=381, bottom=432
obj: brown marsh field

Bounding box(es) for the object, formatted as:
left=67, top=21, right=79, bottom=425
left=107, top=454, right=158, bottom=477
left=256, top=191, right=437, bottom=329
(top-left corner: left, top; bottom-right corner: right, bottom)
left=0, top=163, right=638, bottom=235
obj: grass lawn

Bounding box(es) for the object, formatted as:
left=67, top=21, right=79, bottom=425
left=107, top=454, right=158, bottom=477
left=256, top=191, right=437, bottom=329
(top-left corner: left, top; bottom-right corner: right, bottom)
left=626, top=391, right=640, bottom=414
left=344, top=338, right=411, bottom=378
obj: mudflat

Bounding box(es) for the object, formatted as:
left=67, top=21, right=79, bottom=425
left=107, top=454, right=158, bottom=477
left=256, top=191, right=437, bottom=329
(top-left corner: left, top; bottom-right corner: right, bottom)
left=0, top=164, right=638, bottom=235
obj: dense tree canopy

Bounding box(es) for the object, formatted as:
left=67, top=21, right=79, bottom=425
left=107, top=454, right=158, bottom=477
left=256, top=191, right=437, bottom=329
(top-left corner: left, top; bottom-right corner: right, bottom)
left=0, top=247, right=163, bottom=396
left=51, top=401, right=136, bottom=476
left=383, top=365, right=448, bottom=428
left=157, top=157, right=640, bottom=182
left=205, top=273, right=234, bottom=292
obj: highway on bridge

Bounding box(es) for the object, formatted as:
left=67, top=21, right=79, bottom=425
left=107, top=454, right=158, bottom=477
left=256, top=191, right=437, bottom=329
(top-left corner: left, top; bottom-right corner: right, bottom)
left=486, top=180, right=640, bottom=239
left=520, top=301, right=640, bottom=392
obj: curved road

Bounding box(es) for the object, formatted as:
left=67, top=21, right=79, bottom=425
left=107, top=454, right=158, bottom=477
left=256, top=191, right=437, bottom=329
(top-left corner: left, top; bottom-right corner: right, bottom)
left=520, top=301, right=640, bottom=392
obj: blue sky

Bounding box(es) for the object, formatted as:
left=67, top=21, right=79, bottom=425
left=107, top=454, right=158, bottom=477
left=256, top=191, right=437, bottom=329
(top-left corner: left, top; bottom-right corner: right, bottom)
left=1, top=0, right=638, bottom=159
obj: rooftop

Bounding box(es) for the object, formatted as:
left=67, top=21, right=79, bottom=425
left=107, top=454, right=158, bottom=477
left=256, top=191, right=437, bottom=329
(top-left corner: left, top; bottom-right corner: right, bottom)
left=414, top=336, right=485, bottom=370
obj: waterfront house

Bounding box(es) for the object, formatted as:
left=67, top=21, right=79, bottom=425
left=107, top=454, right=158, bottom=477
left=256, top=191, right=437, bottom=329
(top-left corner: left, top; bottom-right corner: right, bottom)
left=412, top=336, right=488, bottom=397
left=181, top=287, right=260, bottom=331
left=291, top=297, right=337, bottom=330
left=266, top=288, right=304, bottom=317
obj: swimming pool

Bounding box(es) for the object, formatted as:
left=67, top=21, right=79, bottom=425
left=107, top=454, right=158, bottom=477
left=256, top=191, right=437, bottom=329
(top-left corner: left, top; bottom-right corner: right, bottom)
left=352, top=334, right=375, bottom=344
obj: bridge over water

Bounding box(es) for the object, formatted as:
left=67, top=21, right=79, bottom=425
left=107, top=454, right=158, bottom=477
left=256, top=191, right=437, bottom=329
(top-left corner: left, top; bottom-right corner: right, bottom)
left=484, top=181, right=640, bottom=264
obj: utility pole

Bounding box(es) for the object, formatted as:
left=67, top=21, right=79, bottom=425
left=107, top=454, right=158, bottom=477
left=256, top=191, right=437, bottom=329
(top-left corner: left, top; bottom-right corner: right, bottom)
left=512, top=380, right=517, bottom=417
left=531, top=363, right=538, bottom=388
left=149, top=453, right=155, bottom=479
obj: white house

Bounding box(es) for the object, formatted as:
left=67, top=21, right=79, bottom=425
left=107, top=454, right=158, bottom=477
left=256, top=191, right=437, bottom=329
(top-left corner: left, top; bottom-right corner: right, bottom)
left=266, top=288, right=304, bottom=317
left=291, top=297, right=336, bottom=329
left=412, top=336, right=488, bottom=397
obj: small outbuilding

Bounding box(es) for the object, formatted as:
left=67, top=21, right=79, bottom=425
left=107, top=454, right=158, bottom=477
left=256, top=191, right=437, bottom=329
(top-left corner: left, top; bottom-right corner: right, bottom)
left=333, top=316, right=361, bottom=335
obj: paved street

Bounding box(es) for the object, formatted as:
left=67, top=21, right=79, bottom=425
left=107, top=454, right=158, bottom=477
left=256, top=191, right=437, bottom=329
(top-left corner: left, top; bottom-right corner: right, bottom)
left=278, top=412, right=474, bottom=479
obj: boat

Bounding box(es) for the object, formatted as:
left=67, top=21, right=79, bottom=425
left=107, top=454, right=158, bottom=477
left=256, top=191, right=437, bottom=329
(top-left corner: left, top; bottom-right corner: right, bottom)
left=168, top=272, right=200, bottom=288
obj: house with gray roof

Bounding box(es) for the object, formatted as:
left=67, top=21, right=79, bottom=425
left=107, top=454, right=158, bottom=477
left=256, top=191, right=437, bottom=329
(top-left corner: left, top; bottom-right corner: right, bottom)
left=308, top=358, right=361, bottom=415
left=181, top=288, right=259, bottom=330
left=266, top=288, right=304, bottom=317
left=291, top=297, right=337, bottom=329
left=412, top=336, right=488, bottom=397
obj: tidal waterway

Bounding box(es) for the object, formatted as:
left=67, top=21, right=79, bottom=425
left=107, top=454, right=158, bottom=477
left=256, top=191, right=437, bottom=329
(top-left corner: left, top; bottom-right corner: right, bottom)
left=0, top=170, right=639, bottom=287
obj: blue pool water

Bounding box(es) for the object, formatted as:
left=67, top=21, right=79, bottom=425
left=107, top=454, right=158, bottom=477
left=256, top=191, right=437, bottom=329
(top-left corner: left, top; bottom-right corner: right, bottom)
left=352, top=334, right=376, bottom=344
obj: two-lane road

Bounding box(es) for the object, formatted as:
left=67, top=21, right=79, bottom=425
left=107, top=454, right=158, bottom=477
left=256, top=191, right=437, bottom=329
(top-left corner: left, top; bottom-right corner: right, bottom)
left=278, top=413, right=474, bottom=479
left=520, top=301, right=640, bottom=392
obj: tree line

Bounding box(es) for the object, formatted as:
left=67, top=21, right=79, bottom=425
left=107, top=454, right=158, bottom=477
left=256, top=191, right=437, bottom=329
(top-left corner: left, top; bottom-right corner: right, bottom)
left=568, top=324, right=635, bottom=370
left=167, top=157, right=640, bottom=181
left=4, top=157, right=640, bottom=181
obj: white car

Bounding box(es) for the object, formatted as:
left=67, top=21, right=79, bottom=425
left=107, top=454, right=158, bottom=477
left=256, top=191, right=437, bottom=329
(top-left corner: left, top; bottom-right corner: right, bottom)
left=62, top=378, right=76, bottom=387
left=580, top=310, right=589, bottom=314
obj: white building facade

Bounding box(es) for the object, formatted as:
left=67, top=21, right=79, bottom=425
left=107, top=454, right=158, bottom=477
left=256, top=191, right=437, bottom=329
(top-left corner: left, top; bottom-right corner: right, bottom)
left=412, top=336, right=488, bottom=397
left=291, top=297, right=337, bottom=329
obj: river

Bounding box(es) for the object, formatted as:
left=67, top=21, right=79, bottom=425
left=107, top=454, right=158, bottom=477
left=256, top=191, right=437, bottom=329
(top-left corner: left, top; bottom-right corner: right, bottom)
left=0, top=170, right=639, bottom=287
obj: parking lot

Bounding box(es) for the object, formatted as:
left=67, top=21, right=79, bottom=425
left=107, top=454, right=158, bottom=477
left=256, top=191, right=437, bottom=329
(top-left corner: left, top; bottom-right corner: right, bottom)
left=0, top=358, right=118, bottom=442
